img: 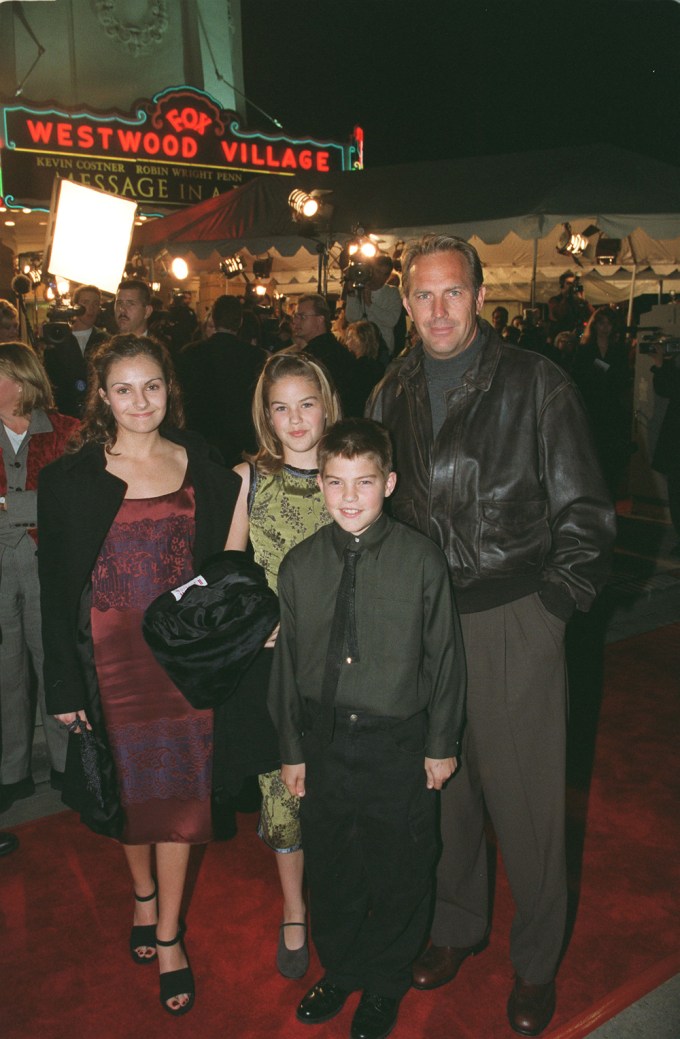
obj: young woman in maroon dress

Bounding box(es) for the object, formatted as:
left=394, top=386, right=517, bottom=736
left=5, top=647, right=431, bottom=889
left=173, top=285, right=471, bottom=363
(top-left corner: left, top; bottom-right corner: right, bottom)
left=41, top=334, right=239, bottom=1017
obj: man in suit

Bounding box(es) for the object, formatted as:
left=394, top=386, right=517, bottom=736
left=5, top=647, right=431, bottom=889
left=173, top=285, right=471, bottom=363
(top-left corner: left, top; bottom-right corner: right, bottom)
left=293, top=294, right=358, bottom=415
left=177, top=294, right=267, bottom=466
left=42, top=284, right=108, bottom=417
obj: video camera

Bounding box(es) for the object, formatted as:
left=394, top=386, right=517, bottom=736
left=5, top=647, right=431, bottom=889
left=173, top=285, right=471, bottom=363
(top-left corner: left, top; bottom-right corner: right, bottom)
left=638, top=330, right=680, bottom=357
left=342, top=257, right=373, bottom=294
left=42, top=303, right=85, bottom=348
left=568, top=276, right=583, bottom=296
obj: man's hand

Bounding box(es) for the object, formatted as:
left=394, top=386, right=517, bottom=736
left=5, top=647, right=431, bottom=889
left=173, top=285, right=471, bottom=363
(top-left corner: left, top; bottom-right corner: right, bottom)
left=281, top=763, right=306, bottom=798
left=424, top=756, right=457, bottom=790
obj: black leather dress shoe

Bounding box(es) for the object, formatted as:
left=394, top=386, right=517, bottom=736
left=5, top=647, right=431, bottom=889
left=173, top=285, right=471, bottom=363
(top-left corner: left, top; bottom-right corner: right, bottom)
left=412, top=940, right=487, bottom=990
left=507, top=976, right=556, bottom=1036
left=296, top=977, right=350, bottom=1024
left=350, top=991, right=399, bottom=1039
left=0, top=776, right=35, bottom=813
left=0, top=832, right=19, bottom=857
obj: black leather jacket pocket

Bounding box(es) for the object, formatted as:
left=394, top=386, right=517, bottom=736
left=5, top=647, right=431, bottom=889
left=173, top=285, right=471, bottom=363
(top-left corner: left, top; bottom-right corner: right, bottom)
left=478, top=500, right=550, bottom=575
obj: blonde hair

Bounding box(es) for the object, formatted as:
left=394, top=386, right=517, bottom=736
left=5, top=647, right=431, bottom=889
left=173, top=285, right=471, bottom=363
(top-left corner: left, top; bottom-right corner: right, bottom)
left=346, top=320, right=380, bottom=360
left=0, top=341, right=54, bottom=415
left=247, top=353, right=341, bottom=474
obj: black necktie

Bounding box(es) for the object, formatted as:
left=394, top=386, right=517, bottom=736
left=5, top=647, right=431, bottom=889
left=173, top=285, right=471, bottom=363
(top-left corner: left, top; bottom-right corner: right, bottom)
left=318, top=545, right=360, bottom=742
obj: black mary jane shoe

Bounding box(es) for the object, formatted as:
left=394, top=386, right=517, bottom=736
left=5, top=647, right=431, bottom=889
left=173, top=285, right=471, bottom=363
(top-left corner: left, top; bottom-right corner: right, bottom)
left=129, top=882, right=158, bottom=964
left=350, top=991, right=400, bottom=1039
left=277, top=921, right=309, bottom=979
left=296, top=977, right=350, bottom=1024
left=157, top=932, right=195, bottom=1017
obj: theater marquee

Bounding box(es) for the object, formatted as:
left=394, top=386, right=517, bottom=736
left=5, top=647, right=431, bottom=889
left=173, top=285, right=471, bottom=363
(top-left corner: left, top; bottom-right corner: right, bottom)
left=0, top=86, right=362, bottom=210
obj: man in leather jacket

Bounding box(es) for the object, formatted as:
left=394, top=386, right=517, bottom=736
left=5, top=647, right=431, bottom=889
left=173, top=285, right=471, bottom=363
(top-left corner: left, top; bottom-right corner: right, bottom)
left=368, top=234, right=615, bottom=1037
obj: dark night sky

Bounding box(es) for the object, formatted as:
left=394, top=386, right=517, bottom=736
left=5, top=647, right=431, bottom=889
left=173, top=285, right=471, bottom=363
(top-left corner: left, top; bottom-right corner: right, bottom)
left=241, top=0, right=680, bottom=169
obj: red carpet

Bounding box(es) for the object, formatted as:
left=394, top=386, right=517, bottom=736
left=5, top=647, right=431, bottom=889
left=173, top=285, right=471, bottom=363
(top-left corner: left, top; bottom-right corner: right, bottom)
left=2, top=624, right=679, bottom=1039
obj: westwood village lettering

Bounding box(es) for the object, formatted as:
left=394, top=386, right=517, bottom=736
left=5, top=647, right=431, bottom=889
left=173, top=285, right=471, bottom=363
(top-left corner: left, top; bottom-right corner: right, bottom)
left=0, top=87, right=359, bottom=209
left=25, top=120, right=331, bottom=172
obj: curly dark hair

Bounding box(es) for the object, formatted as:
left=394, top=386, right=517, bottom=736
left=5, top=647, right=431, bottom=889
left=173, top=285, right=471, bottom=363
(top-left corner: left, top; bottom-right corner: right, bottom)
left=69, top=333, right=184, bottom=453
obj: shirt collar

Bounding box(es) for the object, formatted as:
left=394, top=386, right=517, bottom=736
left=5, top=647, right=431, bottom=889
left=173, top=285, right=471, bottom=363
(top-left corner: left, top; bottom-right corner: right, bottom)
left=331, top=510, right=391, bottom=559
left=28, top=409, right=54, bottom=435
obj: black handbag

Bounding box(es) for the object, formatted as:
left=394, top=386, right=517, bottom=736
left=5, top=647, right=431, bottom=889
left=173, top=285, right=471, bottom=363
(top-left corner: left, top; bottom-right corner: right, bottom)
left=142, top=550, right=280, bottom=709
left=61, top=721, right=125, bottom=839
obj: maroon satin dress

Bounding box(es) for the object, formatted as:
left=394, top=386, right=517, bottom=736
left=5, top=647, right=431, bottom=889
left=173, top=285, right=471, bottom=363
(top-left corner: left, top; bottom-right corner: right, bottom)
left=91, top=480, right=213, bottom=845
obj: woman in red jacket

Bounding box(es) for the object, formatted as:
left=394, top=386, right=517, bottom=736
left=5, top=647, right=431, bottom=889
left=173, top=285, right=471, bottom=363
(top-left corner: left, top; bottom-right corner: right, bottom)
left=0, top=341, right=79, bottom=812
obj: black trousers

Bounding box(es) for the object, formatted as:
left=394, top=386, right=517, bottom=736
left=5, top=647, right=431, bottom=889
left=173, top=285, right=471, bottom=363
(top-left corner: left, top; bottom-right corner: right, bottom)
left=300, top=708, right=437, bottom=999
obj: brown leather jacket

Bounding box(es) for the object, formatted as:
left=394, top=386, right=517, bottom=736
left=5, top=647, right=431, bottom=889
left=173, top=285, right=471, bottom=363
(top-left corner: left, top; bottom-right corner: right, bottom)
left=368, top=322, right=615, bottom=617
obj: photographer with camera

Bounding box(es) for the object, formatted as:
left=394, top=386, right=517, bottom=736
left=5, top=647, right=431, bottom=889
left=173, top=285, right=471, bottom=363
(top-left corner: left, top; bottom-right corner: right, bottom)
left=42, top=285, right=108, bottom=417
left=345, top=254, right=404, bottom=360
left=548, top=270, right=593, bottom=339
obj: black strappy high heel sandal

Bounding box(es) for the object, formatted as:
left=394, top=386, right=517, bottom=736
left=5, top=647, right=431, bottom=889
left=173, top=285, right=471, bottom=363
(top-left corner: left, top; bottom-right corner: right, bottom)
left=129, top=883, right=157, bottom=964
left=156, top=932, right=195, bottom=1016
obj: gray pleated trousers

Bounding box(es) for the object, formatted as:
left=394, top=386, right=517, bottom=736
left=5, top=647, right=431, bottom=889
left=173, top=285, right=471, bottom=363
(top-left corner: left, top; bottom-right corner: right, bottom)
left=0, top=537, right=68, bottom=783
left=430, top=592, right=568, bottom=984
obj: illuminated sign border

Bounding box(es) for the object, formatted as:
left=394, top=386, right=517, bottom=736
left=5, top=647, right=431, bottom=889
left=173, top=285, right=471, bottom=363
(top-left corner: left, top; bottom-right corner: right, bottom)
left=0, top=84, right=362, bottom=210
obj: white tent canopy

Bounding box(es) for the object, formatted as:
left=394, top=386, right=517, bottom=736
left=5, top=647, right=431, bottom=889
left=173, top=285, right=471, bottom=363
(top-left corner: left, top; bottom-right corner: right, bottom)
left=134, top=144, right=680, bottom=303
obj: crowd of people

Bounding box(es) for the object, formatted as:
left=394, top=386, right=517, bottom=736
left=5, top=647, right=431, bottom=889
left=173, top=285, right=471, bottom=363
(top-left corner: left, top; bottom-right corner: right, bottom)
left=0, top=232, right=674, bottom=1038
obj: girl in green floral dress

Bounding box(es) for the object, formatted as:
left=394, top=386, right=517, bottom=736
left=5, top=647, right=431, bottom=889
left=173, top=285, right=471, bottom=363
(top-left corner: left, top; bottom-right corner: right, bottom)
left=226, top=353, right=341, bottom=978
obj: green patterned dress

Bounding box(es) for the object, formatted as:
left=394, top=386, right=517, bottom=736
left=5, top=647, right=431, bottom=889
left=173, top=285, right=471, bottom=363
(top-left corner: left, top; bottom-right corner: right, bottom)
left=249, top=463, right=329, bottom=851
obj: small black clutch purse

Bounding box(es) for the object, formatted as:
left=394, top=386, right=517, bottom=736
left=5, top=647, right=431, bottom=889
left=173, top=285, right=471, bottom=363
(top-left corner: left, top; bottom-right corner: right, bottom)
left=62, top=719, right=124, bottom=839
left=142, top=550, right=280, bottom=709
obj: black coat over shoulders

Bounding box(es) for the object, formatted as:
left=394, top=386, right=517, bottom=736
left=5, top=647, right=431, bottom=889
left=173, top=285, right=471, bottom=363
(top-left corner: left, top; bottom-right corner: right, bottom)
left=37, top=426, right=241, bottom=836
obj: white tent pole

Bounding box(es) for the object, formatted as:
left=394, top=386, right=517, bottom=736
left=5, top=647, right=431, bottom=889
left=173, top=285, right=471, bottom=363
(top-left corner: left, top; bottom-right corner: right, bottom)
left=530, top=237, right=538, bottom=309
left=626, top=265, right=637, bottom=328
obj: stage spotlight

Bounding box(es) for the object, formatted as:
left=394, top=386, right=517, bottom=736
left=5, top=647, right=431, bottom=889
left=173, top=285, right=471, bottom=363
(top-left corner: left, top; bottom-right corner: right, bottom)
left=348, top=237, right=378, bottom=260
left=19, top=252, right=43, bottom=285
left=171, top=257, right=189, bottom=280
left=253, top=256, right=273, bottom=279
left=556, top=223, right=600, bottom=259
left=289, top=189, right=320, bottom=219
left=220, top=255, right=245, bottom=279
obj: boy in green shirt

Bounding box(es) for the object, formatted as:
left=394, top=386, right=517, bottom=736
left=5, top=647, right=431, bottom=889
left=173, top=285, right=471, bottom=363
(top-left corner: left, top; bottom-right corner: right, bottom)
left=269, top=418, right=465, bottom=1039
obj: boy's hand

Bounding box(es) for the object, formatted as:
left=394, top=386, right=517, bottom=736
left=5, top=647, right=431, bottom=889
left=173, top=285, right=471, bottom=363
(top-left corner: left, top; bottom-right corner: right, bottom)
left=425, top=757, right=457, bottom=790
left=281, top=763, right=306, bottom=798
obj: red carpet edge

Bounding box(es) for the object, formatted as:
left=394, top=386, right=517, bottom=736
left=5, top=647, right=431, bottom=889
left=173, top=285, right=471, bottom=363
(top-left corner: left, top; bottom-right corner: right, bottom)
left=546, top=952, right=680, bottom=1038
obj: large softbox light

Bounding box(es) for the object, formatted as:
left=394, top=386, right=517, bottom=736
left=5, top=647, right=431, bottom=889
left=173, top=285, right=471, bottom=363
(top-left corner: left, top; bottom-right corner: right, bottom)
left=43, top=179, right=137, bottom=293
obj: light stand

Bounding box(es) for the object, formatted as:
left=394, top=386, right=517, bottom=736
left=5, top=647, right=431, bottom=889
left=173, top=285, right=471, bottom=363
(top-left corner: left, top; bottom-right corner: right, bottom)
left=11, top=274, right=39, bottom=350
